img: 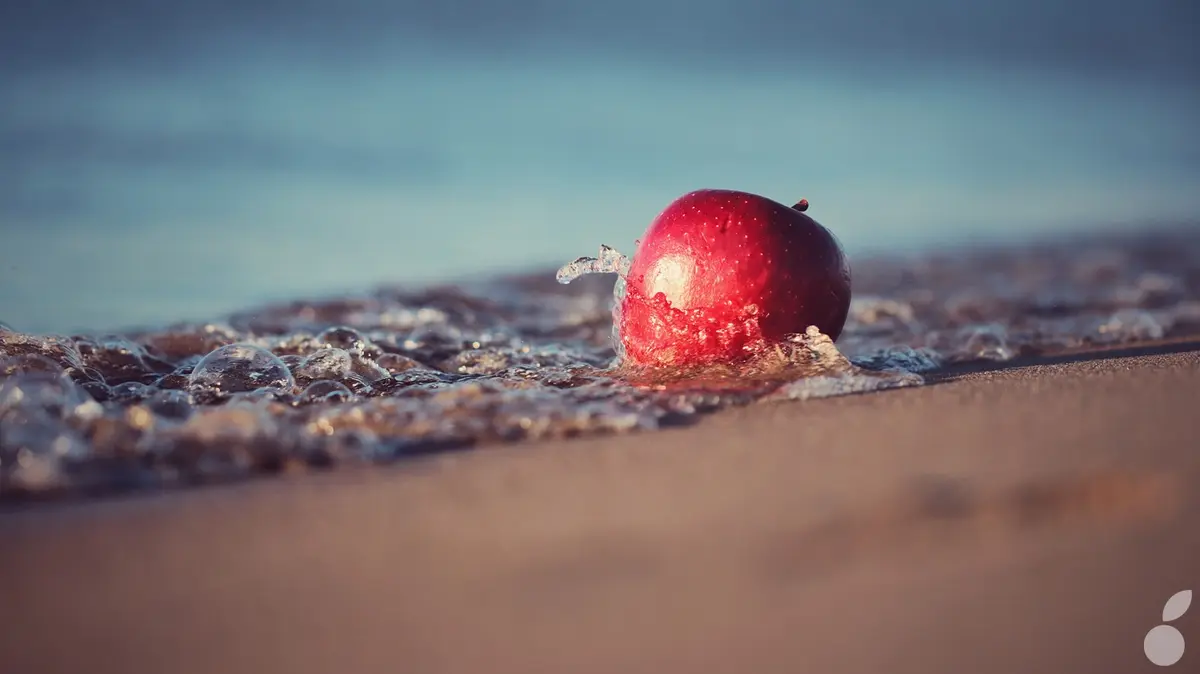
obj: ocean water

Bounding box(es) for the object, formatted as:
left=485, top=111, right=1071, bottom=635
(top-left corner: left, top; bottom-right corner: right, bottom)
left=1, top=2, right=1198, bottom=500
left=1, top=36, right=1197, bottom=334
left=2, top=227, right=1199, bottom=499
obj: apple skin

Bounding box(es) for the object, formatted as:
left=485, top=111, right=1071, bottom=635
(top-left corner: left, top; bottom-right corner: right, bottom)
left=618, top=189, right=851, bottom=368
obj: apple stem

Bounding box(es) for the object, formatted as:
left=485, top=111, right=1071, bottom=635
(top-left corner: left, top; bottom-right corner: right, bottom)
left=793, top=199, right=809, bottom=212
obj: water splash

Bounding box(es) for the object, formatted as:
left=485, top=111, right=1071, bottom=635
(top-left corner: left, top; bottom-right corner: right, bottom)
left=556, top=244, right=633, bottom=365
left=2, top=230, right=1199, bottom=501
left=555, top=244, right=632, bottom=284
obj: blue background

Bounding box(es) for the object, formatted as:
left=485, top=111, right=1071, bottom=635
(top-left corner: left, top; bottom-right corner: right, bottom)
left=1, top=1, right=1196, bottom=333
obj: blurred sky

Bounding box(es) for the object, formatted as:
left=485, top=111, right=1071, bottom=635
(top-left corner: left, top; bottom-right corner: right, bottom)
left=1, top=0, right=1197, bottom=334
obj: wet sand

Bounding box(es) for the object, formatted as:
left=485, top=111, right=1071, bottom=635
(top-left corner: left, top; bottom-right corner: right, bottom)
left=3, top=345, right=1199, bottom=674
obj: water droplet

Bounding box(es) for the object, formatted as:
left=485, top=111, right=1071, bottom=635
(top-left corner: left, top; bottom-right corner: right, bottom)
left=301, top=380, right=353, bottom=404
left=294, top=348, right=352, bottom=381
left=188, top=344, right=294, bottom=394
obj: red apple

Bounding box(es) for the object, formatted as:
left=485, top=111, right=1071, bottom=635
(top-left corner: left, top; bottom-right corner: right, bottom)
left=618, top=189, right=851, bottom=367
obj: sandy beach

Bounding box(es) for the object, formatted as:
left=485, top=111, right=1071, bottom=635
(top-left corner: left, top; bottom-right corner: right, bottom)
left=3, top=343, right=1198, bottom=674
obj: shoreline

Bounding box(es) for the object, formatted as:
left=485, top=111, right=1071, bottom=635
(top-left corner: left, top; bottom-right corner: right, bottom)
left=4, top=336, right=1200, bottom=510
left=3, top=347, right=1199, bottom=673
